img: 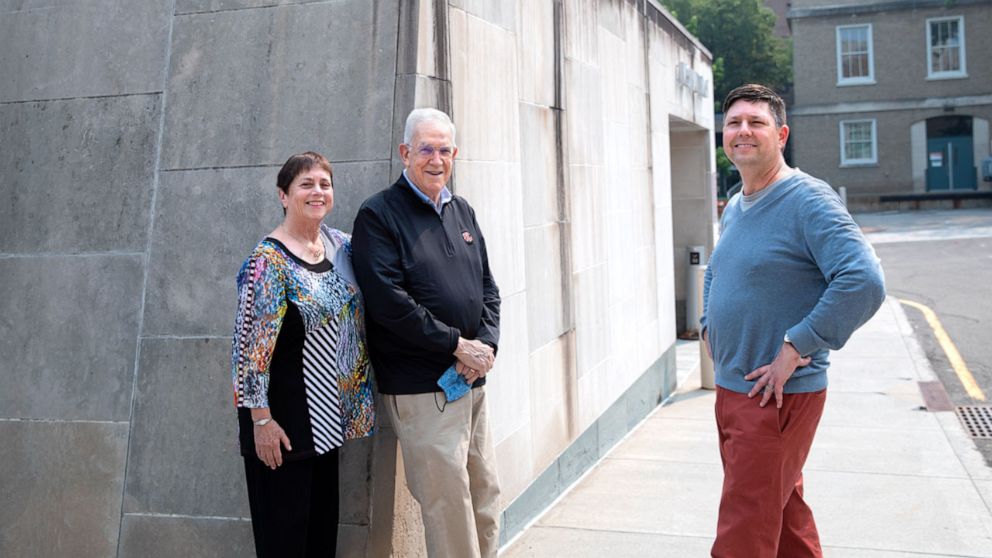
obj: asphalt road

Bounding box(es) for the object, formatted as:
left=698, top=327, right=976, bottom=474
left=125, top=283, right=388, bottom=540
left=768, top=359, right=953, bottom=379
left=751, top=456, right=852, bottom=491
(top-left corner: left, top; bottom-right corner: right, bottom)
left=855, top=208, right=992, bottom=465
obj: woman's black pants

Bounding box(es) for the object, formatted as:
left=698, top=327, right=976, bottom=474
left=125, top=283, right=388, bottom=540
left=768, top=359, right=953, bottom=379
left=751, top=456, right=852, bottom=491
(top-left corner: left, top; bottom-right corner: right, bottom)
left=243, top=449, right=339, bottom=558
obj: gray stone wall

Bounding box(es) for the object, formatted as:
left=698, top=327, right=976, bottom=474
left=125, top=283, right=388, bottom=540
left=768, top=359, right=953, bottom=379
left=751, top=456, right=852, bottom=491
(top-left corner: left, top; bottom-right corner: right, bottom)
left=1, top=0, right=405, bottom=555
left=2, top=1, right=715, bottom=556
left=442, top=0, right=714, bottom=546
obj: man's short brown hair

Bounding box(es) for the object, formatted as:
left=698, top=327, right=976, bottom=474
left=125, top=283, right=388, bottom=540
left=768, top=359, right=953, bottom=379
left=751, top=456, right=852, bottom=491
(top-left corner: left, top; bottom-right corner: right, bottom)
left=722, top=84, right=787, bottom=128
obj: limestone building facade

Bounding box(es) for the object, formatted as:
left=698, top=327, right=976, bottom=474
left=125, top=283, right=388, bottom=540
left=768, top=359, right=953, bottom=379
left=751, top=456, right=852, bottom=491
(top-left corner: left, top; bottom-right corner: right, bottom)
left=0, top=1, right=714, bottom=555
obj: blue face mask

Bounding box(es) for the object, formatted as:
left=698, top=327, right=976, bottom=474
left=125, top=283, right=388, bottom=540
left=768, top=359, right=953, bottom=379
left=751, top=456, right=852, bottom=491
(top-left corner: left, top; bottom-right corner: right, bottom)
left=437, top=365, right=471, bottom=403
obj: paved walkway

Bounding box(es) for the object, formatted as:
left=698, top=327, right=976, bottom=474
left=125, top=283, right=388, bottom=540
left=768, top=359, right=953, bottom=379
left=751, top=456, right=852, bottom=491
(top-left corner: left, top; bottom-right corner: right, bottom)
left=855, top=207, right=992, bottom=244
left=502, top=298, right=992, bottom=557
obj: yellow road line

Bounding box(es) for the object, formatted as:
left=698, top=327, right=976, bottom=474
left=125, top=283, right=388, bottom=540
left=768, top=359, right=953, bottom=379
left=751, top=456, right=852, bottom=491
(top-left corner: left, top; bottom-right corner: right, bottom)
left=900, top=298, right=986, bottom=401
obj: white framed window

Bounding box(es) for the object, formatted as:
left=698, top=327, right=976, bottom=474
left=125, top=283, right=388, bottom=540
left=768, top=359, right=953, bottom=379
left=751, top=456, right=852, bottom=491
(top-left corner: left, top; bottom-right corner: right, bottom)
left=926, top=16, right=967, bottom=79
left=836, top=24, right=875, bottom=85
left=839, top=119, right=877, bottom=166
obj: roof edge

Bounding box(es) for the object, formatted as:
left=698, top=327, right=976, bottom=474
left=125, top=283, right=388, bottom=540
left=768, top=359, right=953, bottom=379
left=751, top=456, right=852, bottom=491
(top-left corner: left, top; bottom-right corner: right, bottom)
left=789, top=0, right=992, bottom=19
left=644, top=0, right=714, bottom=62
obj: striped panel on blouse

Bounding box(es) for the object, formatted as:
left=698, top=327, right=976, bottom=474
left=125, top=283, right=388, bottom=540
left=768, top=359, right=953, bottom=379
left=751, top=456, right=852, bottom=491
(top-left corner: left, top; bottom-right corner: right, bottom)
left=302, top=320, right=344, bottom=453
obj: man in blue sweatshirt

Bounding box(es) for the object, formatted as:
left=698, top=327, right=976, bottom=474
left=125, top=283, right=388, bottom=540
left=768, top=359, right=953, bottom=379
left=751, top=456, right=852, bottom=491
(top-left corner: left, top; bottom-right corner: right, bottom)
left=702, top=84, right=885, bottom=557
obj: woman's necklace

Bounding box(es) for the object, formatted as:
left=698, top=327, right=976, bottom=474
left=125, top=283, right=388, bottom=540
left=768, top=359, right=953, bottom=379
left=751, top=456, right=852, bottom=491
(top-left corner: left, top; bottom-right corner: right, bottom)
left=281, top=223, right=324, bottom=262
left=303, top=242, right=324, bottom=261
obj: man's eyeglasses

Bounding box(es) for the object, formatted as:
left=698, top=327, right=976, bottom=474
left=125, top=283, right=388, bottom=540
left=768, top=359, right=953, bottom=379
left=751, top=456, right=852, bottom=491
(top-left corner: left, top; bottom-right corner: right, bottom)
left=409, top=144, right=455, bottom=160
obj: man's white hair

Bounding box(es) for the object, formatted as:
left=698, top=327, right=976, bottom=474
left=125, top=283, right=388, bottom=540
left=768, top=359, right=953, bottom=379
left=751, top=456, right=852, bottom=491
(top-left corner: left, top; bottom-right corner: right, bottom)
left=403, top=108, right=457, bottom=146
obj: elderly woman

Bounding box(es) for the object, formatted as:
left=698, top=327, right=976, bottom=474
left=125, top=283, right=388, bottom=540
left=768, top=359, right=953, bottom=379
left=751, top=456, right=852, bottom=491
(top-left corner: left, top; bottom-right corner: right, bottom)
left=231, top=151, right=374, bottom=557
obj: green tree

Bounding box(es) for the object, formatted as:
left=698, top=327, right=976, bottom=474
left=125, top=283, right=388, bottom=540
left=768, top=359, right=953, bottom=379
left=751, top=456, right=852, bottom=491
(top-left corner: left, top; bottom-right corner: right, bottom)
left=715, top=146, right=732, bottom=176
left=662, top=0, right=791, bottom=106
left=662, top=0, right=695, bottom=24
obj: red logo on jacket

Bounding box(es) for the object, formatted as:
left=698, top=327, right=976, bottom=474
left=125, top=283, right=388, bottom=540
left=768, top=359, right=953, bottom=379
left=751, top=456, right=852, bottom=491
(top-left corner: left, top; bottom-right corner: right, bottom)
left=462, top=231, right=474, bottom=244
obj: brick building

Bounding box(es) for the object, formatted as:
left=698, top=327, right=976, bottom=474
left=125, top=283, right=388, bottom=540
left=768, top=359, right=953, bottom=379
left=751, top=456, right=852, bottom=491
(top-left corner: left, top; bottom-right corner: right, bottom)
left=788, top=0, right=992, bottom=205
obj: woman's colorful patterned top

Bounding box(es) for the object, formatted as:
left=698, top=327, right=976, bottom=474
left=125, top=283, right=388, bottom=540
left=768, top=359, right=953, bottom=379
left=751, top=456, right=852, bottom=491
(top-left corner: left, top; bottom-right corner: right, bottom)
left=232, top=225, right=374, bottom=458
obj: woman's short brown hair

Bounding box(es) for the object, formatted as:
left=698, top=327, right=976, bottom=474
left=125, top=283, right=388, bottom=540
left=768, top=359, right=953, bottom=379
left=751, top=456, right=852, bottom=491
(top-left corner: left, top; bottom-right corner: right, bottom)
left=276, top=151, right=333, bottom=193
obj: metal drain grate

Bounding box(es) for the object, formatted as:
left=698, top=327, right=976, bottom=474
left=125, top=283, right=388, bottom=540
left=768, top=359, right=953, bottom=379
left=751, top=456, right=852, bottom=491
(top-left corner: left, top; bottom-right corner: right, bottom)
left=956, top=406, right=992, bottom=439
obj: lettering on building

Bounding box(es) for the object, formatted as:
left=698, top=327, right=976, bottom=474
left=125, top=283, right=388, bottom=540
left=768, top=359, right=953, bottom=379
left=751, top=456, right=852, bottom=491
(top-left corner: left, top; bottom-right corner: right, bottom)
left=677, top=62, right=708, bottom=97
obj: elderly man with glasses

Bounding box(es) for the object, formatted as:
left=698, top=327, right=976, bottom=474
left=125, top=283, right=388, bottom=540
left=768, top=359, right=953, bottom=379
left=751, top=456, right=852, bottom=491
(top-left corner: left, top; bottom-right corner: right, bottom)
left=352, top=108, right=502, bottom=558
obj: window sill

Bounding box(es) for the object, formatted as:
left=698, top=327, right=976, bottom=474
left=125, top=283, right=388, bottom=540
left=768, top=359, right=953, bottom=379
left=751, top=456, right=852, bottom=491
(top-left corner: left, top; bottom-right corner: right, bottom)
left=926, top=73, right=968, bottom=81
left=837, top=79, right=876, bottom=87
left=840, top=162, right=879, bottom=168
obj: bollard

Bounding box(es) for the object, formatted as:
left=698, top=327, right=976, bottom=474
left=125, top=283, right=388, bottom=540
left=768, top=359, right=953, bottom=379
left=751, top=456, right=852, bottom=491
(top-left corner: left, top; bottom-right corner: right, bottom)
left=839, top=186, right=848, bottom=207
left=695, top=264, right=715, bottom=389
left=685, top=245, right=707, bottom=335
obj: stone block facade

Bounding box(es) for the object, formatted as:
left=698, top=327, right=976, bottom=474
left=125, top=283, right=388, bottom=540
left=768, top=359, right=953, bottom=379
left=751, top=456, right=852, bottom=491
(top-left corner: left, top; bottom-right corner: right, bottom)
left=0, top=1, right=714, bottom=555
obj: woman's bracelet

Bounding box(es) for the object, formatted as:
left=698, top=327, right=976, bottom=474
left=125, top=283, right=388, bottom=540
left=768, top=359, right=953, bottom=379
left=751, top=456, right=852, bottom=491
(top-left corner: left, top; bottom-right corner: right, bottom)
left=253, top=418, right=272, bottom=427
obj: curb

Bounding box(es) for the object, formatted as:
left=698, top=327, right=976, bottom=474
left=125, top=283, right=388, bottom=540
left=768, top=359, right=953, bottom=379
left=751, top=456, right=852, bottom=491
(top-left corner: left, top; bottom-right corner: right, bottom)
left=889, top=296, right=992, bottom=487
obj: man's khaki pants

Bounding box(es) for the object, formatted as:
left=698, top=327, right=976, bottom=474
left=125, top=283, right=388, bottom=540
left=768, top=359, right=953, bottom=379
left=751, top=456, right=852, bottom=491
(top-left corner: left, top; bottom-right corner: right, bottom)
left=384, top=386, right=501, bottom=558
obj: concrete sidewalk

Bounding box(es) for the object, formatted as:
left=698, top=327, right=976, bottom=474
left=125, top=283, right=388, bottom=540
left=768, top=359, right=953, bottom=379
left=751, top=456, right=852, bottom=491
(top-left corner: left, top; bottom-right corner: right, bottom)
left=502, top=298, right=992, bottom=557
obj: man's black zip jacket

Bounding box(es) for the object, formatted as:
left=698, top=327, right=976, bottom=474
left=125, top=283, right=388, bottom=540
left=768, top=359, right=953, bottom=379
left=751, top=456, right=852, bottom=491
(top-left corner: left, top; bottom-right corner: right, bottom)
left=351, top=175, right=501, bottom=395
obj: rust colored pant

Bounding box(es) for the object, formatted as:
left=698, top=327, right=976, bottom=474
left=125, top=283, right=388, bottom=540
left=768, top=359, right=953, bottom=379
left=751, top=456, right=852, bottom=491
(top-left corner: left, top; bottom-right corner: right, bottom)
left=712, top=387, right=827, bottom=558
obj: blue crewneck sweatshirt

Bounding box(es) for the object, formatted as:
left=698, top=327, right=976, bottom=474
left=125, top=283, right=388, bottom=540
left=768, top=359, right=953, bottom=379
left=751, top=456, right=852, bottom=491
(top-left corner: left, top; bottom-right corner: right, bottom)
left=701, top=170, right=885, bottom=394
